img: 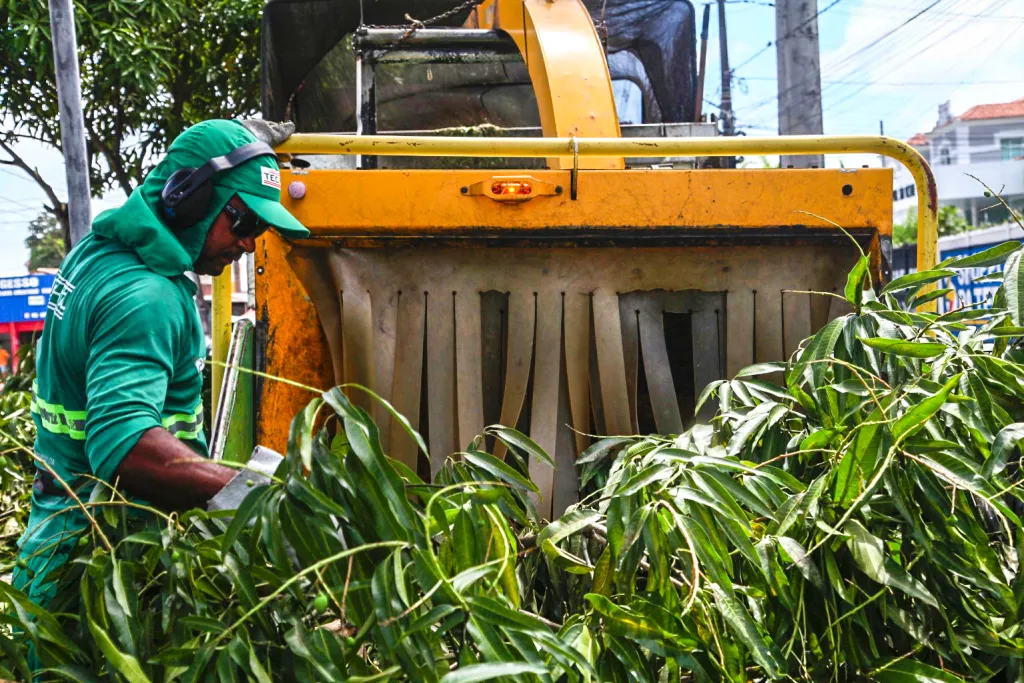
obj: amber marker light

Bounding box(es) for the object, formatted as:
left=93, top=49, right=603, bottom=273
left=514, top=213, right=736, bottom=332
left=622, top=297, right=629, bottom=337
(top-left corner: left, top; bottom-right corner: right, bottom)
left=491, top=181, right=533, bottom=196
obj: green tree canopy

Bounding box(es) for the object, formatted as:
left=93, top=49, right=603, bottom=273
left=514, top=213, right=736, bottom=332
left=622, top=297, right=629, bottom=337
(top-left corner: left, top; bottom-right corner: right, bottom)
left=0, top=0, right=264, bottom=235
left=893, top=204, right=971, bottom=247
left=24, top=211, right=64, bottom=271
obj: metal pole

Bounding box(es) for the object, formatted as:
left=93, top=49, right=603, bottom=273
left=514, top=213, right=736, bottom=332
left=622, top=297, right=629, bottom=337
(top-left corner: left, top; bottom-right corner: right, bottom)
left=48, top=0, right=91, bottom=246
left=717, top=0, right=734, bottom=137
left=775, top=0, right=825, bottom=168
left=694, top=4, right=711, bottom=123
left=211, top=271, right=232, bottom=418
left=879, top=120, right=886, bottom=167
left=354, top=41, right=378, bottom=170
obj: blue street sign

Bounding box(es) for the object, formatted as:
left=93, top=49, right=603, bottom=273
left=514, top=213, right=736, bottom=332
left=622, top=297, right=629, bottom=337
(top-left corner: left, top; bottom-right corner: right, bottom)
left=0, top=274, right=55, bottom=324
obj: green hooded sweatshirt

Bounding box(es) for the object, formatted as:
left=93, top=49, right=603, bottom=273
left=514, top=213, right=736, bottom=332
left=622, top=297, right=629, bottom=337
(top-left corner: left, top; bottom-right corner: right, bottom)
left=14, top=120, right=307, bottom=606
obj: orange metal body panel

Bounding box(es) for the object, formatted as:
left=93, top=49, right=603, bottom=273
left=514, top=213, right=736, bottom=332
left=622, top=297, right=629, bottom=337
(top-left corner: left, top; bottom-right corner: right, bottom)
left=254, top=232, right=335, bottom=452
left=280, top=168, right=893, bottom=235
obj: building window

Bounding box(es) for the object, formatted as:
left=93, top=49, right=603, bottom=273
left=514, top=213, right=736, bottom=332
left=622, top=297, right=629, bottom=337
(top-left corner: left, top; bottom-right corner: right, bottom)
left=1001, top=138, right=1024, bottom=161
left=939, top=147, right=952, bottom=165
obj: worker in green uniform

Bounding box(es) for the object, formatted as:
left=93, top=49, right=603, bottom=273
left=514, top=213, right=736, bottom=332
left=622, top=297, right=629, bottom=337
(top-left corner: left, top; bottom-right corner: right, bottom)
left=13, top=119, right=307, bottom=607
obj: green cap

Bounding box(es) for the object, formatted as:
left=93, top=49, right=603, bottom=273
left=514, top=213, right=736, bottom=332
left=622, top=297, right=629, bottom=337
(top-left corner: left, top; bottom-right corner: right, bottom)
left=211, top=138, right=309, bottom=239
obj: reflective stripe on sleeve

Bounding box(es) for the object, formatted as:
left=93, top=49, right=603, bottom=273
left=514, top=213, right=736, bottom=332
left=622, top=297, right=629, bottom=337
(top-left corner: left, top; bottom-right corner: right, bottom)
left=31, top=381, right=87, bottom=441
left=162, top=401, right=204, bottom=441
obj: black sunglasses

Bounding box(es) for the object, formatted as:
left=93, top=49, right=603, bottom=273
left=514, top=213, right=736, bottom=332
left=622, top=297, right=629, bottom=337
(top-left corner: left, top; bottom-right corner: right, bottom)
left=222, top=202, right=271, bottom=239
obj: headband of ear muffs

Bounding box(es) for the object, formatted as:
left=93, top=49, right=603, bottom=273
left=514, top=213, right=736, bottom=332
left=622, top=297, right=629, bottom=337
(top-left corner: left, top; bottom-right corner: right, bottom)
left=158, top=141, right=276, bottom=230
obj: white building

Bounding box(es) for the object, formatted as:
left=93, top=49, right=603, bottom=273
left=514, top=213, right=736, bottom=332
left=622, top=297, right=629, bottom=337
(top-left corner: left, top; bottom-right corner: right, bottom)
left=893, top=98, right=1024, bottom=226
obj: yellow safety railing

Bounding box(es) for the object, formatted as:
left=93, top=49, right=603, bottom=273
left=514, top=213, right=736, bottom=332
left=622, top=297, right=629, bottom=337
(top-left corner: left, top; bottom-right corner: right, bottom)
left=277, top=133, right=938, bottom=274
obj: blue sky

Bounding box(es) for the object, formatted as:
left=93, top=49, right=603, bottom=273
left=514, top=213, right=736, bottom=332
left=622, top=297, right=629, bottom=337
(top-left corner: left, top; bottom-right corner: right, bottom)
left=1, top=0, right=1022, bottom=275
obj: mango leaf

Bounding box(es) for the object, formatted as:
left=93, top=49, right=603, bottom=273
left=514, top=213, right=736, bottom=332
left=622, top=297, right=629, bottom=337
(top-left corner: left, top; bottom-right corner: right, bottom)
left=845, top=255, right=870, bottom=311
left=349, top=667, right=403, bottom=682
left=538, top=510, right=601, bottom=572
left=290, top=397, right=323, bottom=472
left=694, top=380, right=725, bottom=415
left=584, top=594, right=677, bottom=642
left=892, top=374, right=960, bottom=442
left=881, top=269, right=956, bottom=295
left=776, top=536, right=823, bottom=589
left=406, top=605, right=461, bottom=637
left=983, top=326, right=1024, bottom=338
left=1005, top=249, right=1024, bottom=326
left=860, top=337, right=946, bottom=358
left=788, top=317, right=846, bottom=388
left=870, top=658, right=968, bottom=682
left=907, top=288, right=953, bottom=310
left=617, top=463, right=674, bottom=496
left=440, top=663, right=547, bottom=683
left=592, top=548, right=613, bottom=596
left=40, top=666, right=104, bottom=683
left=87, top=613, right=153, bottom=683
left=487, top=426, right=554, bottom=466
left=465, top=596, right=548, bottom=633
left=347, top=384, right=429, bottom=458
left=800, top=428, right=838, bottom=453
left=576, top=437, right=632, bottom=466
left=939, top=241, right=1021, bottom=269
left=707, top=583, right=784, bottom=678
left=984, top=423, right=1024, bottom=478
left=463, top=450, right=539, bottom=493
left=735, top=363, right=787, bottom=378
left=844, top=520, right=938, bottom=608
left=727, top=402, right=776, bottom=457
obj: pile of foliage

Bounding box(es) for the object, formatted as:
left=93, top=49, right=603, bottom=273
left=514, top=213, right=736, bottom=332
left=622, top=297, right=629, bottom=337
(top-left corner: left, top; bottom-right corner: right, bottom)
left=3, top=238, right=1024, bottom=682
left=1, top=345, right=37, bottom=570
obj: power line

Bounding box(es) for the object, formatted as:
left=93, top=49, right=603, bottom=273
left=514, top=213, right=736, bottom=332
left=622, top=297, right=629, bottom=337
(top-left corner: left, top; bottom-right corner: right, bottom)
left=738, top=77, right=1024, bottom=85
left=729, top=0, right=845, bottom=75
left=825, top=6, right=1021, bottom=138
left=831, top=1, right=1024, bottom=20
left=805, top=0, right=1013, bottom=128
left=738, top=0, right=951, bottom=121
left=752, top=1, right=1016, bottom=140
left=0, top=166, right=67, bottom=192
left=0, top=196, right=42, bottom=212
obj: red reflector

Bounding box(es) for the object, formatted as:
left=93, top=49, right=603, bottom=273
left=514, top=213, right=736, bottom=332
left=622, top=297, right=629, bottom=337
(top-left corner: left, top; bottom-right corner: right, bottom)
left=491, top=181, right=532, bottom=196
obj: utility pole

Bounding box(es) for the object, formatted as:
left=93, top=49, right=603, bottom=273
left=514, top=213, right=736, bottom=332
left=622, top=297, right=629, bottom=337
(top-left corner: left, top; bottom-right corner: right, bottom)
left=775, top=0, right=824, bottom=168
left=48, top=0, right=91, bottom=246
left=717, top=0, right=735, bottom=137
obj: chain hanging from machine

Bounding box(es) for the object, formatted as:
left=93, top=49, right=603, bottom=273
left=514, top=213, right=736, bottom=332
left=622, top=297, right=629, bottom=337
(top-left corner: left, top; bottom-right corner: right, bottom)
left=357, top=0, right=482, bottom=45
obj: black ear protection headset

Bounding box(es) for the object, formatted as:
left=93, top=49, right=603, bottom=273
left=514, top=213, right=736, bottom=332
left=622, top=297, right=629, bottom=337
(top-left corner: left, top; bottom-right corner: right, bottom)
left=158, top=141, right=277, bottom=230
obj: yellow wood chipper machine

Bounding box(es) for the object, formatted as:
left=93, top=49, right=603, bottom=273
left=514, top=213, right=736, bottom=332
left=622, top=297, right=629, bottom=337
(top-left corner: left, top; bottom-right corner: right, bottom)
left=208, top=0, right=938, bottom=519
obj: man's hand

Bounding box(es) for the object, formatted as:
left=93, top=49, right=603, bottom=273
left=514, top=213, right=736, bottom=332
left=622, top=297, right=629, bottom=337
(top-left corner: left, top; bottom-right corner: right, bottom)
left=114, top=427, right=236, bottom=510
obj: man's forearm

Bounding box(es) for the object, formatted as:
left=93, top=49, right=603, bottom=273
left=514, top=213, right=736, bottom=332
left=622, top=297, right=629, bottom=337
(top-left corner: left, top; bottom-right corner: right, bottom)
left=114, top=427, right=236, bottom=510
